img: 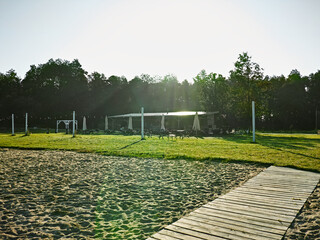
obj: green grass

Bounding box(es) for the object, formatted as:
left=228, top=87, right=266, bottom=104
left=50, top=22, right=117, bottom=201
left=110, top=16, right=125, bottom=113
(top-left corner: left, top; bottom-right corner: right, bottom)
left=0, top=132, right=320, bottom=172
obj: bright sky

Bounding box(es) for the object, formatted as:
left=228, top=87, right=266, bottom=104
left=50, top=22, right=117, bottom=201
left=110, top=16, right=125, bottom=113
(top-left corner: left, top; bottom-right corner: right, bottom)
left=1, top=0, right=319, bottom=82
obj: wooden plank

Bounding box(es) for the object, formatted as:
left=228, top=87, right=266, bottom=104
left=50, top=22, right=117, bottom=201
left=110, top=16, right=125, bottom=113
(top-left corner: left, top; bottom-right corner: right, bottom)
left=193, top=207, right=288, bottom=230
left=248, top=176, right=317, bottom=183
left=183, top=214, right=283, bottom=239
left=225, top=189, right=307, bottom=202
left=152, top=232, right=182, bottom=240
left=188, top=211, right=285, bottom=235
left=224, top=191, right=305, bottom=205
left=233, top=188, right=308, bottom=200
left=249, top=175, right=318, bottom=182
left=245, top=177, right=316, bottom=184
left=147, top=237, right=164, bottom=240
left=174, top=218, right=270, bottom=240
left=266, top=166, right=320, bottom=176
left=233, top=187, right=309, bottom=198
left=149, top=166, right=320, bottom=240
left=204, top=203, right=294, bottom=223
left=243, top=182, right=316, bottom=190
left=165, top=224, right=223, bottom=240
left=220, top=195, right=303, bottom=211
left=246, top=182, right=316, bottom=188
left=213, top=199, right=298, bottom=218
left=259, top=170, right=317, bottom=177
left=154, top=229, right=202, bottom=240
left=241, top=183, right=312, bottom=192
left=217, top=195, right=302, bottom=211
left=213, top=198, right=299, bottom=216
left=212, top=197, right=299, bottom=214
left=240, top=185, right=314, bottom=194
left=251, top=172, right=317, bottom=178
left=249, top=170, right=317, bottom=178
left=249, top=171, right=316, bottom=178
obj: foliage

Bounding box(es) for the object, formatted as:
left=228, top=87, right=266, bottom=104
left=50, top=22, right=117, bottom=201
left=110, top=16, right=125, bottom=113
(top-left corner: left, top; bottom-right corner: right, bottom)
left=0, top=54, right=319, bottom=131
left=228, top=53, right=264, bottom=128
left=0, top=133, right=319, bottom=172
left=193, top=53, right=319, bottom=131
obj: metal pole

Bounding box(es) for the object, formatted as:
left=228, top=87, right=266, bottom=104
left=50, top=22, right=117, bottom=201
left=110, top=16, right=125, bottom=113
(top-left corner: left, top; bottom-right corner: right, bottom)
left=12, top=114, right=14, bottom=136
left=73, top=111, right=75, bottom=137
left=252, top=101, right=255, bottom=143
left=316, top=106, right=318, bottom=131
left=25, top=113, right=28, bottom=135
left=141, top=107, right=144, bottom=139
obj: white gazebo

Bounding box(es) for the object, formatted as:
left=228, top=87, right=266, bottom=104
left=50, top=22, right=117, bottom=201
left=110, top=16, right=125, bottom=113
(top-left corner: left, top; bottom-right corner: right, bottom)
left=56, top=120, right=78, bottom=133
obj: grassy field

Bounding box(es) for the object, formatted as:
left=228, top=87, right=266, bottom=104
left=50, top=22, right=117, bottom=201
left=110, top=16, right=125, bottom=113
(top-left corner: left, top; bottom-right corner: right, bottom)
left=0, top=132, right=319, bottom=172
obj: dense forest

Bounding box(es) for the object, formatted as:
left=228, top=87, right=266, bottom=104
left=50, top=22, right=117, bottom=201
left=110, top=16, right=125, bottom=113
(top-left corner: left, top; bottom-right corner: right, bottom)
left=0, top=53, right=319, bottom=131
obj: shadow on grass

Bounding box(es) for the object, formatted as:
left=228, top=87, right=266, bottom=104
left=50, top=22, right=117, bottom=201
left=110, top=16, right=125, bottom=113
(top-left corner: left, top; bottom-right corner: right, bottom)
left=119, top=140, right=143, bottom=150
left=257, top=135, right=320, bottom=161
left=19, top=134, right=30, bottom=138
left=258, top=135, right=320, bottom=150
left=259, top=143, right=320, bottom=161
left=222, top=134, right=320, bottom=161
left=223, top=134, right=320, bottom=150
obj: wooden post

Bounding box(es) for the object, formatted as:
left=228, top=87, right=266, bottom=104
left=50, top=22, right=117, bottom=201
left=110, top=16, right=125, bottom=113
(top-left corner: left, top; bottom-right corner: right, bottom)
left=12, top=114, right=14, bottom=136
left=25, top=113, right=28, bottom=135
left=141, top=107, right=144, bottom=139
left=252, top=101, right=255, bottom=143
left=72, top=111, right=75, bottom=137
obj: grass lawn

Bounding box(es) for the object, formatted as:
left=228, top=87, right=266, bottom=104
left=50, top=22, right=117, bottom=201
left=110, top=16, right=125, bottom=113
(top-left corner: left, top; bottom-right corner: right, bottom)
left=0, top=132, right=319, bottom=172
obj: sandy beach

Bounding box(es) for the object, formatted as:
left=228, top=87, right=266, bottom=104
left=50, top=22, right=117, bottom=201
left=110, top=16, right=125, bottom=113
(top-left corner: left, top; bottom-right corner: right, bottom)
left=0, top=149, right=110, bottom=239
left=284, top=181, right=320, bottom=239
left=0, top=148, right=318, bottom=239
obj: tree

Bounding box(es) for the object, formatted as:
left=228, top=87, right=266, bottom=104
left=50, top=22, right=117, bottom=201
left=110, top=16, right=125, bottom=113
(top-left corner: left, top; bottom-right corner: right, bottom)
left=22, top=59, right=88, bottom=119
left=193, top=70, right=228, bottom=112
left=88, top=72, right=108, bottom=117
left=0, top=69, right=22, bottom=118
left=161, top=74, right=180, bottom=111
left=105, top=75, right=128, bottom=114
left=229, top=52, right=264, bottom=129
left=308, top=70, right=320, bottom=129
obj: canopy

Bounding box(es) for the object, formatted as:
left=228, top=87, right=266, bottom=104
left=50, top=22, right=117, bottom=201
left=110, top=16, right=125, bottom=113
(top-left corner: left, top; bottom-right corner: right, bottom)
left=105, top=116, right=108, bottom=130
left=161, top=115, right=165, bottom=130
left=109, top=111, right=217, bottom=118
left=192, top=112, right=201, bottom=131
left=128, top=116, right=133, bottom=130
left=82, top=116, right=87, bottom=131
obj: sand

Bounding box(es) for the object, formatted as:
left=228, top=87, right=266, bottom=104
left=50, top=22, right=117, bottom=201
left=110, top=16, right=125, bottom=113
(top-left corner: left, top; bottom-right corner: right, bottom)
left=284, top=181, right=320, bottom=239
left=0, top=149, right=110, bottom=239
left=0, top=148, right=317, bottom=239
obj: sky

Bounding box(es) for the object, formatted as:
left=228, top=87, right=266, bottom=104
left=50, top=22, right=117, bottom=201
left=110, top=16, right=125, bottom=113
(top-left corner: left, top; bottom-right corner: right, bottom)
left=0, top=0, right=319, bottom=82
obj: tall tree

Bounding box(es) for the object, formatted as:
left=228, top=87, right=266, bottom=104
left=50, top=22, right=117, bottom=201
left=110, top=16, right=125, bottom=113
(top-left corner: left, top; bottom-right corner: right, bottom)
left=229, top=52, right=264, bottom=129
left=308, top=70, right=320, bottom=129
left=22, top=59, right=88, bottom=118
left=0, top=69, right=22, bottom=117
left=193, top=70, right=228, bottom=112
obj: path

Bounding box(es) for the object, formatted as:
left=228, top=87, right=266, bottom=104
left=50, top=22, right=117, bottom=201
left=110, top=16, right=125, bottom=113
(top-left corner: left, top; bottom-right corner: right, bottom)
left=147, top=166, right=320, bottom=240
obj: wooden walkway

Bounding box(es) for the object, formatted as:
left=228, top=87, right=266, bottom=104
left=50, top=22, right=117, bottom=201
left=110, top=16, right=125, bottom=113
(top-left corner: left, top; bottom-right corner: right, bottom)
left=147, top=166, right=320, bottom=240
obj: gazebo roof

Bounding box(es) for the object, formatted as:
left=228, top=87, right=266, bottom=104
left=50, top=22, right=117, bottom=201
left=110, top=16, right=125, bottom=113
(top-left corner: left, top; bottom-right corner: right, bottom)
left=109, top=111, right=218, bottom=118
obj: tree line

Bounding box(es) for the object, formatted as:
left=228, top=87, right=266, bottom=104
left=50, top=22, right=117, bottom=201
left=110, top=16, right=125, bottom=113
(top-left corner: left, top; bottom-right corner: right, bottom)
left=0, top=53, right=319, bottom=131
